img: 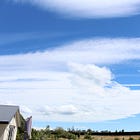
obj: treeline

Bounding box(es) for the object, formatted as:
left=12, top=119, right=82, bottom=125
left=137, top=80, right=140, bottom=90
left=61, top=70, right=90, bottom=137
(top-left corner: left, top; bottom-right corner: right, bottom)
left=31, top=126, right=78, bottom=140
left=30, top=126, right=140, bottom=140
left=16, top=115, right=140, bottom=140
left=17, top=124, right=140, bottom=140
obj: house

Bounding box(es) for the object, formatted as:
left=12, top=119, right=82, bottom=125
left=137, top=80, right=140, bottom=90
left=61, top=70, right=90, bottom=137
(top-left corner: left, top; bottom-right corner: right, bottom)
left=0, top=105, right=21, bottom=140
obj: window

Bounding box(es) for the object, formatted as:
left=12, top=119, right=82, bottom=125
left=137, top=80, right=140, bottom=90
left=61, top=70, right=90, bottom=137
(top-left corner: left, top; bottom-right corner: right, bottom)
left=7, top=125, right=15, bottom=140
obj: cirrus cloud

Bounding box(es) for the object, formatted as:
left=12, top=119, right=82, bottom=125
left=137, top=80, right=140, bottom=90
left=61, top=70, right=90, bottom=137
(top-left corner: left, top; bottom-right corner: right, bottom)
left=12, top=0, right=140, bottom=18
left=1, top=38, right=140, bottom=70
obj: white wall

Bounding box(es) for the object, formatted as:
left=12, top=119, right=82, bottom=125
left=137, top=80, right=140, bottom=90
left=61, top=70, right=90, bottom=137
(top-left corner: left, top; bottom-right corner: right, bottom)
left=0, top=115, right=18, bottom=140
left=0, top=124, right=7, bottom=140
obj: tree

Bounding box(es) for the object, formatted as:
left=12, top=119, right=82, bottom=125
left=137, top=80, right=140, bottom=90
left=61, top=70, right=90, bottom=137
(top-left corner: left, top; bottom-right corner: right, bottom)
left=16, top=114, right=25, bottom=140
left=84, top=134, right=92, bottom=140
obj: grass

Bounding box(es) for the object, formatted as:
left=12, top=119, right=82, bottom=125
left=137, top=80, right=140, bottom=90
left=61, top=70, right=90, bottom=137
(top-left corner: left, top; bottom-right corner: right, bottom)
left=78, top=135, right=140, bottom=140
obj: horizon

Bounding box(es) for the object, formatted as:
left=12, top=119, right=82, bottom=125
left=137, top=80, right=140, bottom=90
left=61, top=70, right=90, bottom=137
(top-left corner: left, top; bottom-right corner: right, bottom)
left=1, top=0, right=140, bottom=131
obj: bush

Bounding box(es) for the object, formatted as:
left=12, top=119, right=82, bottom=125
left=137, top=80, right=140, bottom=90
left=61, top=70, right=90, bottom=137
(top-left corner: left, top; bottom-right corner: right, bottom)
left=114, top=138, right=120, bottom=140
left=84, top=134, right=92, bottom=140
left=129, top=137, right=134, bottom=140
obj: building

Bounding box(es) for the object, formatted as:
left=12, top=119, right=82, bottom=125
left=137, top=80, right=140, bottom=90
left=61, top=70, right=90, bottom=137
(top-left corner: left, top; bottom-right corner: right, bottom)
left=0, top=105, right=21, bottom=140
left=25, top=116, right=32, bottom=140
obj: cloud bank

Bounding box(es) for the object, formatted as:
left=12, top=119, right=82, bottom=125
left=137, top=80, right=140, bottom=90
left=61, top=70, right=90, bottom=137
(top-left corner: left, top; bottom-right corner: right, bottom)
left=1, top=38, right=140, bottom=122
left=1, top=38, right=140, bottom=68
left=13, top=0, right=140, bottom=18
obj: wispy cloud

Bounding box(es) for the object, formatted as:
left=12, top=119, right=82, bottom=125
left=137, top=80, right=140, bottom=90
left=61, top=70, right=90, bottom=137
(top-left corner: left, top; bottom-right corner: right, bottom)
left=1, top=38, right=140, bottom=122
left=0, top=32, right=41, bottom=46
left=123, top=84, right=140, bottom=87
left=0, top=32, right=65, bottom=45
left=38, top=105, right=78, bottom=116
left=12, top=0, right=140, bottom=18
left=1, top=38, right=140, bottom=68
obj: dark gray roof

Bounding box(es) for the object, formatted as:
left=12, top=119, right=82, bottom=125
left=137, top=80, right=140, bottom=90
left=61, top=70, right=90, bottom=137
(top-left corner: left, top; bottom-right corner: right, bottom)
left=0, top=105, right=19, bottom=124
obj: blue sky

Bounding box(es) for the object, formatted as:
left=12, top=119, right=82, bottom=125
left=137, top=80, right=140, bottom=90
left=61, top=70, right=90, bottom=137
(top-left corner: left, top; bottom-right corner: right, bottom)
left=1, top=0, right=140, bottom=131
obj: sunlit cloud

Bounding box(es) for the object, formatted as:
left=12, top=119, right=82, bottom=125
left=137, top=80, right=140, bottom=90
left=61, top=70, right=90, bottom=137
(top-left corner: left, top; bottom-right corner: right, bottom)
left=1, top=38, right=140, bottom=68
left=0, top=38, right=140, bottom=122
left=12, top=0, right=140, bottom=18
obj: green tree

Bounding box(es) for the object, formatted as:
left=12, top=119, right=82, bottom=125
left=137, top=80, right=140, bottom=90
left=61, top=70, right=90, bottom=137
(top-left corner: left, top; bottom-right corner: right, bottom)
left=16, top=114, right=25, bottom=140
left=84, top=134, right=92, bottom=140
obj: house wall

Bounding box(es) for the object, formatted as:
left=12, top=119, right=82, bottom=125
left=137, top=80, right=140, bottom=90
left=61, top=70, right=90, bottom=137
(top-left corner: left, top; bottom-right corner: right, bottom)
left=0, top=124, right=7, bottom=140
left=0, top=115, right=18, bottom=140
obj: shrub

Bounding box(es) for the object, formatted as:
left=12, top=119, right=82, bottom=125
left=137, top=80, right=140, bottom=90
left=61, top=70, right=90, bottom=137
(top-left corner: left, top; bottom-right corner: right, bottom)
left=114, top=138, right=120, bottom=140
left=84, top=134, right=92, bottom=140
left=129, top=137, right=134, bottom=140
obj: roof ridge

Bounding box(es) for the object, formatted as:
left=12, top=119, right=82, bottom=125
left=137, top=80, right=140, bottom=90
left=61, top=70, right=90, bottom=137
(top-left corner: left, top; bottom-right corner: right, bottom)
left=0, top=104, right=19, bottom=107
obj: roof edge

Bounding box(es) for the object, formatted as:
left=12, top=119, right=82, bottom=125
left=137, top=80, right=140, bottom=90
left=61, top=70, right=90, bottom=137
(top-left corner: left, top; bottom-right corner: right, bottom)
left=0, top=121, right=9, bottom=124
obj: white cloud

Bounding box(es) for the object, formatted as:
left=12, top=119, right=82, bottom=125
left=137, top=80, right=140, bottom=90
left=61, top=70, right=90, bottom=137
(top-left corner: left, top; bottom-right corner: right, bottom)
left=0, top=32, right=42, bottom=46
left=37, top=106, right=53, bottom=115
left=1, top=38, right=140, bottom=69
left=37, top=105, right=78, bottom=116
left=69, top=63, right=113, bottom=88
left=0, top=32, right=65, bottom=47
left=56, top=105, right=78, bottom=115
left=1, top=38, right=140, bottom=122
left=72, top=64, right=140, bottom=122
left=123, top=84, right=140, bottom=87
left=20, top=105, right=32, bottom=114
left=13, top=0, right=140, bottom=18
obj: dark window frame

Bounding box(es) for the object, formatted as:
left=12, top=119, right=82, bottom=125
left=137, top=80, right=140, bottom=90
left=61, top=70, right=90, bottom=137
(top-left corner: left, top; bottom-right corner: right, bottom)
left=7, top=125, right=15, bottom=140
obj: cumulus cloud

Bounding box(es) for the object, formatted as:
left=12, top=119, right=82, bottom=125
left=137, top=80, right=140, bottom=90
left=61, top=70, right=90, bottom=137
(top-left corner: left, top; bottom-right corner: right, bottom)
left=59, top=63, right=140, bottom=122
left=1, top=38, right=140, bottom=122
left=69, top=63, right=113, bottom=88
left=56, top=105, right=78, bottom=115
left=37, top=106, right=53, bottom=115
left=37, top=105, right=78, bottom=115
left=12, top=0, right=140, bottom=18
left=13, top=62, right=140, bottom=122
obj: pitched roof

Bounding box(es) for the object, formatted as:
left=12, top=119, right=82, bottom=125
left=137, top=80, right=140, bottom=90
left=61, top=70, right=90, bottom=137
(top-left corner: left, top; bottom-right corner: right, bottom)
left=0, top=105, right=20, bottom=124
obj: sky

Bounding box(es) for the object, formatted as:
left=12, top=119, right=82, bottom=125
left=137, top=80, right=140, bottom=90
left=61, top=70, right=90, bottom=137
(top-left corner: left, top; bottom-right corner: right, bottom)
left=1, top=0, right=140, bottom=131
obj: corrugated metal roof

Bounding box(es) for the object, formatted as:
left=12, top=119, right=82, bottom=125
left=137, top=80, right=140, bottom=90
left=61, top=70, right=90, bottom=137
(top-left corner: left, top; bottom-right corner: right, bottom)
left=0, top=105, right=19, bottom=124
